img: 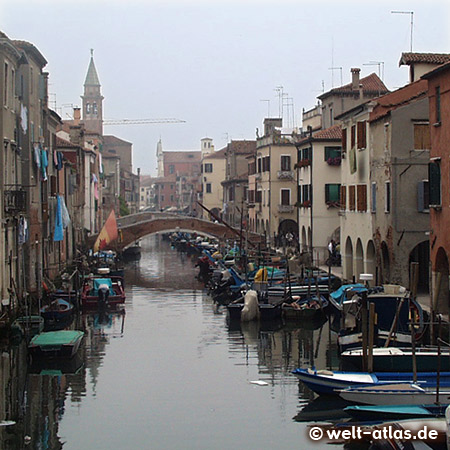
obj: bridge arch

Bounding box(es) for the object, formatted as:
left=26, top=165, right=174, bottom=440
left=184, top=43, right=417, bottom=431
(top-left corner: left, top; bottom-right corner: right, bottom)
left=89, top=212, right=264, bottom=251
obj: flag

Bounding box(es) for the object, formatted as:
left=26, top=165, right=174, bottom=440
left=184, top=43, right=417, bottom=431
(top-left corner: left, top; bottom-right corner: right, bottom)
left=93, top=210, right=119, bottom=252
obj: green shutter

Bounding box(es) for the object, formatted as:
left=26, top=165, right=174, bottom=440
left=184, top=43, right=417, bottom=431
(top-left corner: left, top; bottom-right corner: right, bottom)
left=429, top=162, right=441, bottom=206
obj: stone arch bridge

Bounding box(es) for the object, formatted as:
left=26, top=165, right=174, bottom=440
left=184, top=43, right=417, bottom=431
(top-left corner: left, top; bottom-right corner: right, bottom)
left=88, top=211, right=264, bottom=251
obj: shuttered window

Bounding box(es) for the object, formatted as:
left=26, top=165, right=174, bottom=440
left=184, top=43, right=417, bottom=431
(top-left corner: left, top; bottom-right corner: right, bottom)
left=356, top=184, right=367, bottom=212
left=349, top=185, right=356, bottom=211
left=357, top=121, right=367, bottom=149
left=414, top=124, right=431, bottom=150
left=417, top=180, right=429, bottom=212
left=351, top=125, right=356, bottom=148
left=429, top=161, right=441, bottom=206
left=342, top=128, right=347, bottom=153
left=340, top=185, right=346, bottom=210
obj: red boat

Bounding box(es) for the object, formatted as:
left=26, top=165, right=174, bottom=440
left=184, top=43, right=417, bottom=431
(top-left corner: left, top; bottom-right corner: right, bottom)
left=81, top=276, right=125, bottom=309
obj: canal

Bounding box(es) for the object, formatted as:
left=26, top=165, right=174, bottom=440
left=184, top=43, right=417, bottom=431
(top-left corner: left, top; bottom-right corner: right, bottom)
left=2, top=235, right=343, bottom=450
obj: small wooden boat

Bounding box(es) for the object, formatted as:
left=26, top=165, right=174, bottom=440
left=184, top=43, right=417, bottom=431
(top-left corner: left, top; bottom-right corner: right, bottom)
left=28, top=330, right=84, bottom=358
left=282, top=295, right=328, bottom=322
left=81, top=276, right=125, bottom=309
left=292, top=368, right=450, bottom=395
left=339, top=382, right=450, bottom=405
left=226, top=301, right=282, bottom=321
left=11, top=315, right=44, bottom=339
left=40, top=298, right=74, bottom=321
left=341, top=346, right=450, bottom=372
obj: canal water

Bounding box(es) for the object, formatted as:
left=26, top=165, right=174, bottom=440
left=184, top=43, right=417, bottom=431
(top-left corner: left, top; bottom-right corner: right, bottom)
left=3, top=235, right=344, bottom=450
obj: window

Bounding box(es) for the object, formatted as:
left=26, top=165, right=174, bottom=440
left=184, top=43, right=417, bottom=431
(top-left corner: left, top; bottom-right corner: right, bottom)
left=263, top=156, right=270, bottom=172
left=86, top=102, right=91, bottom=114
left=414, top=123, right=430, bottom=150
left=324, top=147, right=341, bottom=160
left=371, top=182, right=376, bottom=213
left=4, top=62, right=7, bottom=106
left=93, top=102, right=98, bottom=114
left=385, top=181, right=391, bottom=213
left=356, top=184, right=367, bottom=212
left=325, top=184, right=340, bottom=205
left=357, top=121, right=367, bottom=149
left=349, top=185, right=356, bottom=211
left=340, top=185, right=347, bottom=210
left=256, top=190, right=262, bottom=203
left=351, top=125, right=356, bottom=148
left=429, top=161, right=441, bottom=206
left=417, top=180, right=429, bottom=212
left=229, top=187, right=234, bottom=201
left=170, top=184, right=174, bottom=190
left=436, top=86, right=441, bottom=124
left=206, top=183, right=212, bottom=193
left=161, top=195, right=165, bottom=201
left=204, top=163, right=213, bottom=173
left=248, top=190, right=255, bottom=203
left=302, top=147, right=312, bottom=161
left=280, top=155, right=291, bottom=171
left=257, top=157, right=262, bottom=173
left=342, top=128, right=347, bottom=153
left=170, top=195, right=174, bottom=201
left=301, top=184, right=312, bottom=204
left=281, top=189, right=290, bottom=205
left=169, top=165, right=174, bottom=174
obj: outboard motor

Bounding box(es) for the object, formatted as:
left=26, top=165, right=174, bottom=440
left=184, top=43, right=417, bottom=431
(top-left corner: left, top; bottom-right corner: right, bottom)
left=97, top=283, right=110, bottom=308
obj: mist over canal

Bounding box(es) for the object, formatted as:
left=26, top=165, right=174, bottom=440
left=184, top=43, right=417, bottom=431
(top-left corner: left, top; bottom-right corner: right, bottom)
left=22, top=235, right=340, bottom=450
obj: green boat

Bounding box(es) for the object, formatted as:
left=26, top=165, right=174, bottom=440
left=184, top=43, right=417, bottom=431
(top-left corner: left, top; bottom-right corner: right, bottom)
left=28, top=330, right=84, bottom=358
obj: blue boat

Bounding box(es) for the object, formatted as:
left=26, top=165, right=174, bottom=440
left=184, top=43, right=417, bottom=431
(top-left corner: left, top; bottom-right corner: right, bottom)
left=40, top=298, right=74, bottom=321
left=292, top=367, right=450, bottom=395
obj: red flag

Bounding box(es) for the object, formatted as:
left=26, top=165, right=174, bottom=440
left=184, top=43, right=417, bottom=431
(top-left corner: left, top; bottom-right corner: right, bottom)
left=93, top=210, right=119, bottom=252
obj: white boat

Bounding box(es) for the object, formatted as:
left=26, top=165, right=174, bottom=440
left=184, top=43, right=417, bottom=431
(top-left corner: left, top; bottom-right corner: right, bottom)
left=339, top=382, right=450, bottom=405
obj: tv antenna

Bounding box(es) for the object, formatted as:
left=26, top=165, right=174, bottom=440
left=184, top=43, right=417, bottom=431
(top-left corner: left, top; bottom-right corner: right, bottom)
left=391, top=10, right=414, bottom=52
left=103, top=118, right=186, bottom=125
left=363, top=61, right=385, bottom=80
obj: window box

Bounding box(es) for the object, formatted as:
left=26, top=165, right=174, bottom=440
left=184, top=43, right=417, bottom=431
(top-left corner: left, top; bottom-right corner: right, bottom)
left=326, top=156, right=341, bottom=166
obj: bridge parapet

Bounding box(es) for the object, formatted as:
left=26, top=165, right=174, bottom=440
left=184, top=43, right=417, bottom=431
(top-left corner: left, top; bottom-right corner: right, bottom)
left=90, top=212, right=264, bottom=251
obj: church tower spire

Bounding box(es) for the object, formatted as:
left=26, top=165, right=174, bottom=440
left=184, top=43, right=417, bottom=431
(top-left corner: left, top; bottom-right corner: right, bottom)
left=81, top=49, right=104, bottom=135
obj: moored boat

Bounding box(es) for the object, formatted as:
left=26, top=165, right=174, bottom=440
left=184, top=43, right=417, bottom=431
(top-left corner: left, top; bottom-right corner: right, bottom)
left=28, top=330, right=84, bottom=358
left=81, top=276, right=125, bottom=309
left=40, top=298, right=74, bottom=321
left=11, top=315, right=44, bottom=339
left=292, top=367, right=450, bottom=395
left=341, top=346, right=450, bottom=372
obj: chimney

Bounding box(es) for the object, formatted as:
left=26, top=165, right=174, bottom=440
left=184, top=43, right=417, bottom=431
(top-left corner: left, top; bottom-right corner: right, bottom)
left=73, top=107, right=81, bottom=125
left=351, top=68, right=361, bottom=90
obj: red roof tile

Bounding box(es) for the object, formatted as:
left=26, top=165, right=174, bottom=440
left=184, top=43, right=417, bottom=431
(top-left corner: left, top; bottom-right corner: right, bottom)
left=369, top=79, right=428, bottom=123
left=399, top=52, right=450, bottom=66
left=313, top=125, right=342, bottom=140
left=319, top=73, right=389, bottom=100
left=56, top=136, right=79, bottom=149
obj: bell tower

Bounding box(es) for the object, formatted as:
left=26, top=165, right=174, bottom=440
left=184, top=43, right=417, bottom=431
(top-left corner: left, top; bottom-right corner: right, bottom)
left=81, top=49, right=104, bottom=136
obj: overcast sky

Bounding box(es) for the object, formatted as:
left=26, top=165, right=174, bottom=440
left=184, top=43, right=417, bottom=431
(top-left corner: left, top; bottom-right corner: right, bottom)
left=1, top=0, right=449, bottom=175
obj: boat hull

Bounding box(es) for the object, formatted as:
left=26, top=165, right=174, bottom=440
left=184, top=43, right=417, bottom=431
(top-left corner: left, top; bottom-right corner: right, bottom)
left=28, top=330, right=84, bottom=358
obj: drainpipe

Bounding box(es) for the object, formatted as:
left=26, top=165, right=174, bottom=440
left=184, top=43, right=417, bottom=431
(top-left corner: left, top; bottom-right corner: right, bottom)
left=308, top=126, right=314, bottom=260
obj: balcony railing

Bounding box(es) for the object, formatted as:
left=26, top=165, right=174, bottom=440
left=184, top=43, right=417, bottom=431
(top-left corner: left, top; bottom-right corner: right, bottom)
left=277, top=170, right=295, bottom=180
left=278, top=204, right=294, bottom=213
left=4, top=189, right=26, bottom=214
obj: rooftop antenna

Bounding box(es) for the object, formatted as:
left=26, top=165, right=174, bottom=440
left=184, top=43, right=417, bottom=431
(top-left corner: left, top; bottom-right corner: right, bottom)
left=260, top=99, right=270, bottom=117
left=329, top=67, right=343, bottom=87
left=391, top=10, right=414, bottom=52
left=363, top=61, right=385, bottom=80
left=274, top=85, right=284, bottom=118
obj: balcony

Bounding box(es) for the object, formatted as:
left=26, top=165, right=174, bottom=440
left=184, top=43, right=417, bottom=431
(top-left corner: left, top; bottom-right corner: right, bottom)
left=4, top=189, right=26, bottom=214
left=278, top=204, right=294, bottom=213
left=277, top=170, right=295, bottom=180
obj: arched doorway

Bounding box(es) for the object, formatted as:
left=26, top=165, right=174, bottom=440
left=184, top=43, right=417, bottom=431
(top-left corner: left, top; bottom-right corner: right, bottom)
left=409, top=240, right=430, bottom=293
left=345, top=237, right=353, bottom=282
left=278, top=219, right=298, bottom=247
left=366, top=240, right=376, bottom=285
left=380, top=241, right=390, bottom=284
left=434, top=247, right=449, bottom=313
left=355, top=239, right=364, bottom=282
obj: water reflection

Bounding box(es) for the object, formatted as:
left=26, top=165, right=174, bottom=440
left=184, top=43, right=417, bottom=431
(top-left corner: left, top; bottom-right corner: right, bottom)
left=0, top=235, right=348, bottom=449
